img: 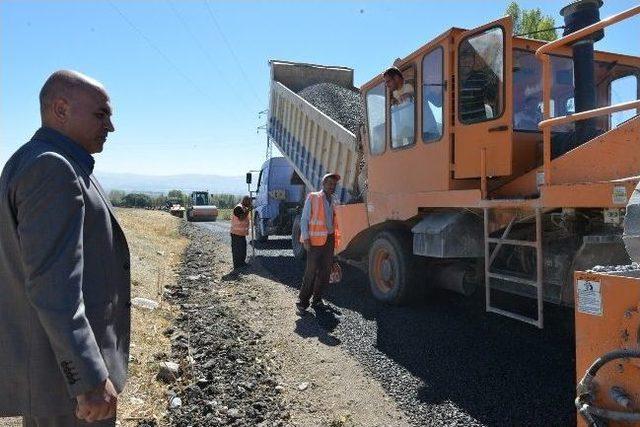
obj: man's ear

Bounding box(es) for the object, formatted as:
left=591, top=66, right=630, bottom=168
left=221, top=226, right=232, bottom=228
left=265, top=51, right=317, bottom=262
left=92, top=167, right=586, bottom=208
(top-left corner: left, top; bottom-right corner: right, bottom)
left=51, top=98, right=70, bottom=124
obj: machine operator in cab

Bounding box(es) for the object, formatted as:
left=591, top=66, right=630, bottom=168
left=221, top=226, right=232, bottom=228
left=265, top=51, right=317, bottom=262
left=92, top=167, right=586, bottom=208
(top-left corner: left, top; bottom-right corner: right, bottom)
left=383, top=66, right=414, bottom=106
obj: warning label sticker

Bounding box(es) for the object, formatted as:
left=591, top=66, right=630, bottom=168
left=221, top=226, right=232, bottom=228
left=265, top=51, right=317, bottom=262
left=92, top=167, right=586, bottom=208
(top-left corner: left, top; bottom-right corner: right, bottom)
left=613, top=186, right=627, bottom=205
left=577, top=280, right=602, bottom=316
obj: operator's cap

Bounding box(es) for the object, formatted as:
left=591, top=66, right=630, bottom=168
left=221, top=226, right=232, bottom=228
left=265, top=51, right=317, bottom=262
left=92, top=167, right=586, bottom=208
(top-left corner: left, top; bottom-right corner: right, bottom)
left=322, top=172, right=341, bottom=183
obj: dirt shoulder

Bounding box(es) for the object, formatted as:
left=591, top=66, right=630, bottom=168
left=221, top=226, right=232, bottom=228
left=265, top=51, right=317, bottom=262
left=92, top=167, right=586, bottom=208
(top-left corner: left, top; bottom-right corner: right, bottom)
left=116, top=208, right=189, bottom=425
left=185, top=224, right=409, bottom=427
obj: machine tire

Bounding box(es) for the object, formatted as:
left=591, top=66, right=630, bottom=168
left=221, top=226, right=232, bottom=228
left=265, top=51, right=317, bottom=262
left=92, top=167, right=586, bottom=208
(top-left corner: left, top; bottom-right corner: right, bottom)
left=254, top=214, right=268, bottom=243
left=368, top=231, right=419, bottom=304
left=186, top=209, right=194, bottom=222
left=291, top=214, right=306, bottom=260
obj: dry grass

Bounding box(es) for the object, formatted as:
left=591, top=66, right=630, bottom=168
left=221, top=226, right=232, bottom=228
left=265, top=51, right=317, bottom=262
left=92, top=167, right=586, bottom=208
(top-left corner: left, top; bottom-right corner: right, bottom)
left=115, top=208, right=188, bottom=426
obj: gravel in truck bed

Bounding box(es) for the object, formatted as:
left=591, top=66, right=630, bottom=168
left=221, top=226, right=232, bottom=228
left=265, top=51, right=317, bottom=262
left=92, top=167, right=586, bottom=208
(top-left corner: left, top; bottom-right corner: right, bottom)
left=297, top=82, right=363, bottom=135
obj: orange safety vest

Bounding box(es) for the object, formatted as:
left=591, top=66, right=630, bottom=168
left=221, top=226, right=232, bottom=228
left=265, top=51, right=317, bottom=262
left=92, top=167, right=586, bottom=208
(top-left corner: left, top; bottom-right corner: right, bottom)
left=231, top=204, right=250, bottom=236
left=301, top=191, right=341, bottom=249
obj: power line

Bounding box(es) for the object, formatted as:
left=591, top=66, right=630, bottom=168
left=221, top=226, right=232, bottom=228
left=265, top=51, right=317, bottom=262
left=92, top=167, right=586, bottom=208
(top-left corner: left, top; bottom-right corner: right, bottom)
left=203, top=0, right=262, bottom=103
left=166, top=0, right=253, bottom=110
left=107, top=0, right=216, bottom=104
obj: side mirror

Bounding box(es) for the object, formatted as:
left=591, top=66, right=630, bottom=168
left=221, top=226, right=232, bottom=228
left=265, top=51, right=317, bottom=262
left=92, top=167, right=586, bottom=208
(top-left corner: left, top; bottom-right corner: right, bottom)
left=246, top=172, right=252, bottom=184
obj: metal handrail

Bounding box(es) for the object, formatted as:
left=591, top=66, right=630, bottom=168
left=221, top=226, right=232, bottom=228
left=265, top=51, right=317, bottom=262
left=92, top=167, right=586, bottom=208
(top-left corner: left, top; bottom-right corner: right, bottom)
left=534, top=4, right=640, bottom=186
left=538, top=100, right=640, bottom=129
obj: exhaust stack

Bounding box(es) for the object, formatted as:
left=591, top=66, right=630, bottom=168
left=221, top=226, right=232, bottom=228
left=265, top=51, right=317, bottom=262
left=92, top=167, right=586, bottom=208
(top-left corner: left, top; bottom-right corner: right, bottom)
left=560, top=0, right=603, bottom=148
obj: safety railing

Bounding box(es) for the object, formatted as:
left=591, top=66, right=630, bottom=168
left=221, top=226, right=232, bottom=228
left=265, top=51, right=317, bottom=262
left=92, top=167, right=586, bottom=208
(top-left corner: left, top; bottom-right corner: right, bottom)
left=535, top=4, right=640, bottom=186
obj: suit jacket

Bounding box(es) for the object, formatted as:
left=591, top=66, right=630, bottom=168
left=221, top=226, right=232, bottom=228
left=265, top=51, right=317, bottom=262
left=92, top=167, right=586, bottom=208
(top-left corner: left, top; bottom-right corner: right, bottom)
left=0, top=128, right=131, bottom=417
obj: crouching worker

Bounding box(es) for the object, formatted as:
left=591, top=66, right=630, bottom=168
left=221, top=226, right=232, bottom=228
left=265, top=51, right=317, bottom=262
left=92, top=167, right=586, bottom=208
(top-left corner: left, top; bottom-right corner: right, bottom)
left=296, top=173, right=341, bottom=314
left=231, top=196, right=252, bottom=269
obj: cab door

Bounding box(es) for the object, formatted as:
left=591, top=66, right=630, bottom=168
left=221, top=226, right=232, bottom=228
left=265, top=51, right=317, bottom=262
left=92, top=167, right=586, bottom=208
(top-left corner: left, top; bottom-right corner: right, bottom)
left=454, top=17, right=513, bottom=179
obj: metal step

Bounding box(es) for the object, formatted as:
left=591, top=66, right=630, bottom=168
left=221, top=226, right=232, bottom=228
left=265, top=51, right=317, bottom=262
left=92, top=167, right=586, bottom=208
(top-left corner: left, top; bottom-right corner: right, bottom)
left=484, top=208, right=544, bottom=329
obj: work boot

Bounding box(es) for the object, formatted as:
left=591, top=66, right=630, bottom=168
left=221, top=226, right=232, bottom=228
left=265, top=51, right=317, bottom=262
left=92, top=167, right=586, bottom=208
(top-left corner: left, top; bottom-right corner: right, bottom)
left=296, top=302, right=308, bottom=316
left=311, top=299, right=327, bottom=310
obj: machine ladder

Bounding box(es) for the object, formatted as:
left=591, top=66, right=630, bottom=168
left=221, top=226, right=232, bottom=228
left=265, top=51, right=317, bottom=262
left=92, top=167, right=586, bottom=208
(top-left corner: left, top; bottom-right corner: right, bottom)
left=483, top=207, right=544, bottom=328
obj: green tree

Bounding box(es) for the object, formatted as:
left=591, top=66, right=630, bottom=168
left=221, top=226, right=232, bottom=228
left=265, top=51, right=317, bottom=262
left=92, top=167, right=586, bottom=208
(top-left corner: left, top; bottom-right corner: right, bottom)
left=108, top=189, right=126, bottom=207
left=167, top=189, right=188, bottom=206
left=506, top=1, right=558, bottom=41
left=153, top=194, right=168, bottom=208
left=209, top=193, right=240, bottom=209
left=167, top=189, right=184, bottom=199
left=122, top=193, right=153, bottom=208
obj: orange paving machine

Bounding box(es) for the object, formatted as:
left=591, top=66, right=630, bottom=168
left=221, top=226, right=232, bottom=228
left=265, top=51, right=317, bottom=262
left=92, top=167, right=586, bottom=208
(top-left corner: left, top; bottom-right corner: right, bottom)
left=267, top=1, right=640, bottom=424
left=269, top=1, right=640, bottom=328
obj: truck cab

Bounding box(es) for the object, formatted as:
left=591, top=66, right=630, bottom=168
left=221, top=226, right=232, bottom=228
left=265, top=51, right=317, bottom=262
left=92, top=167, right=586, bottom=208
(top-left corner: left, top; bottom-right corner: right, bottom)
left=253, top=157, right=306, bottom=242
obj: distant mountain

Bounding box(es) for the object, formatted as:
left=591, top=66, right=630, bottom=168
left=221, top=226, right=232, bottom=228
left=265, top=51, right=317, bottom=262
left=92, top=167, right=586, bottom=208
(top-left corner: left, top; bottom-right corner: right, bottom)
left=95, top=171, right=248, bottom=195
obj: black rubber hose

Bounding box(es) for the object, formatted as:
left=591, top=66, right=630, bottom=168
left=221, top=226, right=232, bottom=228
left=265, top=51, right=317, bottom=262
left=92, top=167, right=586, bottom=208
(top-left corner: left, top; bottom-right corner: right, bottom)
left=576, top=349, right=640, bottom=426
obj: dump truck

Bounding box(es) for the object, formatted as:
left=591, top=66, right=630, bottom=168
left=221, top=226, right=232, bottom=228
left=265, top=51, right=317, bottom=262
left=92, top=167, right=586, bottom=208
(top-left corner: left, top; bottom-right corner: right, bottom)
left=252, top=157, right=306, bottom=243
left=185, top=191, right=219, bottom=222
left=268, top=1, right=640, bottom=329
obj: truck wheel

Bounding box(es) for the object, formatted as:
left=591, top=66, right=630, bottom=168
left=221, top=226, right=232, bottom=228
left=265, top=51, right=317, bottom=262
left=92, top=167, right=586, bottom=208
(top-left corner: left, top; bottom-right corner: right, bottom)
left=368, top=231, right=419, bottom=304
left=254, top=214, right=268, bottom=243
left=291, top=214, right=306, bottom=260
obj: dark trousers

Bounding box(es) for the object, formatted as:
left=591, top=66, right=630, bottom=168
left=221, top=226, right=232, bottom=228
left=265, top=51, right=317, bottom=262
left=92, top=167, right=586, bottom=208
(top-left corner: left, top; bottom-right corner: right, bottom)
left=23, top=415, right=115, bottom=426
left=231, top=233, right=247, bottom=268
left=298, top=234, right=334, bottom=307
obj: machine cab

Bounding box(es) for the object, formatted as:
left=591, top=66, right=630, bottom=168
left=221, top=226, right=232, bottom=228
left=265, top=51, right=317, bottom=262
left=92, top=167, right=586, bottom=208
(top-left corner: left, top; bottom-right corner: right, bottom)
left=362, top=16, right=640, bottom=199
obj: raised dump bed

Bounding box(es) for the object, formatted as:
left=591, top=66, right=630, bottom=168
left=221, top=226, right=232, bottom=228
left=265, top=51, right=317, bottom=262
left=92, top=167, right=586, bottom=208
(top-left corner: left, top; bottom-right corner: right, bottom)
left=267, top=60, right=361, bottom=203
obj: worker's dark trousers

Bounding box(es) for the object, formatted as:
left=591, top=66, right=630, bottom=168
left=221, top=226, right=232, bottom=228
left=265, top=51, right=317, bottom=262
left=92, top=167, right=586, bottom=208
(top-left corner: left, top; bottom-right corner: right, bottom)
left=23, top=415, right=115, bottom=427
left=298, top=234, right=334, bottom=307
left=231, top=233, right=247, bottom=268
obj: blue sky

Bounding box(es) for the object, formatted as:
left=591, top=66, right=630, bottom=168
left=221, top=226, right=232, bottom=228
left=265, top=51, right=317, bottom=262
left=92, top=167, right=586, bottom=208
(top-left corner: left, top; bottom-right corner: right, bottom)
left=2, top=1, right=638, bottom=176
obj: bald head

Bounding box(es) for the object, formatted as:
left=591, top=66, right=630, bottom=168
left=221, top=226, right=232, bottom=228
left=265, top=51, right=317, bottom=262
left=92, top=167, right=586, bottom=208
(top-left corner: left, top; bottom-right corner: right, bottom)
left=39, top=70, right=114, bottom=154
left=40, top=70, right=106, bottom=116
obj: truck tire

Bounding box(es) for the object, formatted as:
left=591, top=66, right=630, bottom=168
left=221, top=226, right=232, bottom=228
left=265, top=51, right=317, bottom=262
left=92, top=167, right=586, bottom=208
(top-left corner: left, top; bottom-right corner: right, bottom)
left=368, top=231, right=420, bottom=304
left=254, top=214, right=268, bottom=243
left=291, top=214, right=306, bottom=260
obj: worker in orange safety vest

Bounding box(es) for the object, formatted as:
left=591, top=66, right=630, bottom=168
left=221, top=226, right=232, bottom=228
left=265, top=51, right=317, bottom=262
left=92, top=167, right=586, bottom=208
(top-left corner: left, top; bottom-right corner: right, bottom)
left=296, top=173, right=341, bottom=314
left=230, top=196, right=252, bottom=269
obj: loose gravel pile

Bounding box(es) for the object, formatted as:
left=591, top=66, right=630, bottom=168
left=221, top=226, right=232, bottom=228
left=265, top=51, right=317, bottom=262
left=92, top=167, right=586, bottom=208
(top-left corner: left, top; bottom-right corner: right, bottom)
left=297, top=82, right=363, bottom=135
left=589, top=262, right=640, bottom=273
left=164, top=224, right=291, bottom=427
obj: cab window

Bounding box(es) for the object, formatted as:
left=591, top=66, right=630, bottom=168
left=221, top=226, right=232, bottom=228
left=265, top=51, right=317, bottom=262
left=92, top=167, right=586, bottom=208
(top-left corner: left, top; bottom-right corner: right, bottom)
left=610, top=74, right=638, bottom=128
left=422, top=47, right=444, bottom=142
left=512, top=50, right=575, bottom=132
left=390, top=67, right=416, bottom=148
left=366, top=83, right=386, bottom=155
left=458, top=26, right=504, bottom=124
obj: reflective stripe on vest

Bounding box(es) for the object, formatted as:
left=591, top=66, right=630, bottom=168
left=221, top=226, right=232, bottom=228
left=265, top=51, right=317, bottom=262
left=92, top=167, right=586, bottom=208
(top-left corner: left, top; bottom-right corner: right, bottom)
left=231, top=204, right=250, bottom=236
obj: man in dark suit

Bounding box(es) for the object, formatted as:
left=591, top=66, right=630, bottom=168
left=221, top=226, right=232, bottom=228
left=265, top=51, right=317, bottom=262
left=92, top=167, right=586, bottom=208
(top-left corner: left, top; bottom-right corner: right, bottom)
left=0, top=70, right=131, bottom=426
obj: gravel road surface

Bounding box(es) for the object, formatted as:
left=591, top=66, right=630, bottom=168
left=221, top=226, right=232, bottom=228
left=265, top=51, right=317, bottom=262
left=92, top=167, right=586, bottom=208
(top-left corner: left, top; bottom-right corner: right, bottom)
left=196, top=222, right=577, bottom=426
